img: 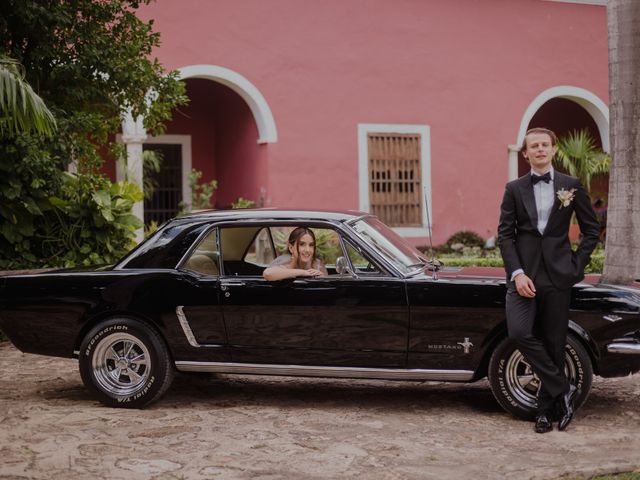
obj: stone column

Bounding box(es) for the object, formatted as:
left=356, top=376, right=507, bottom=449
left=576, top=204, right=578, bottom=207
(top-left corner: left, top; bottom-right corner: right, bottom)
left=121, top=113, right=147, bottom=243
left=508, top=145, right=520, bottom=181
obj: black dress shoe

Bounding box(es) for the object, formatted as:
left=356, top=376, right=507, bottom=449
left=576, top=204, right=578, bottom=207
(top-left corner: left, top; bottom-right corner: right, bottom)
left=558, top=384, right=580, bottom=431
left=534, top=413, right=553, bottom=433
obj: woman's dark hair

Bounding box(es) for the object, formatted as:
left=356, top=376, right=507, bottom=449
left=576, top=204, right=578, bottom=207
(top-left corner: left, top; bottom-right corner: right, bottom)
left=288, top=227, right=317, bottom=266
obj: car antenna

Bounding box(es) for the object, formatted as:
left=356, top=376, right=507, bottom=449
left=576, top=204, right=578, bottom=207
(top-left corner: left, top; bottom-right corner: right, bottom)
left=424, top=187, right=438, bottom=280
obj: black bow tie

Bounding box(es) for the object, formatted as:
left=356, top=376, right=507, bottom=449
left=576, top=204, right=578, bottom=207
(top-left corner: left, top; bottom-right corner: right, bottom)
left=532, top=172, right=551, bottom=185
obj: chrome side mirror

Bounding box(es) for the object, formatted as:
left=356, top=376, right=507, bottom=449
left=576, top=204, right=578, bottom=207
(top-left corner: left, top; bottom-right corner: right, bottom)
left=335, top=256, right=355, bottom=277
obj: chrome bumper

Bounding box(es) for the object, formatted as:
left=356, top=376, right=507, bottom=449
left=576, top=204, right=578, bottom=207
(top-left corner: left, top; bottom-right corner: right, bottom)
left=607, top=342, right=640, bottom=354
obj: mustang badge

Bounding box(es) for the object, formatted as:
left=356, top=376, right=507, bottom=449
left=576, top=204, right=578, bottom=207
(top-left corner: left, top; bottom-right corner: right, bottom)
left=457, top=337, right=474, bottom=354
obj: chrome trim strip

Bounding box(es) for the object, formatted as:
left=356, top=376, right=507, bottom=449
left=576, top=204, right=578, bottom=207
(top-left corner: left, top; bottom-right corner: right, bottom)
left=174, top=361, right=474, bottom=381
left=607, top=342, right=640, bottom=354
left=176, top=306, right=201, bottom=348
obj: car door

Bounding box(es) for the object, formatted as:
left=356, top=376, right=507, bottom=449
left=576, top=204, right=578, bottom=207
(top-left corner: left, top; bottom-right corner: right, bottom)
left=170, top=227, right=231, bottom=361
left=218, top=225, right=409, bottom=367
left=406, top=272, right=507, bottom=371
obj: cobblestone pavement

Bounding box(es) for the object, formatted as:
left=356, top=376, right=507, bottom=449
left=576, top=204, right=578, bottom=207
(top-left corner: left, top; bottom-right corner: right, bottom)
left=1, top=342, right=639, bottom=480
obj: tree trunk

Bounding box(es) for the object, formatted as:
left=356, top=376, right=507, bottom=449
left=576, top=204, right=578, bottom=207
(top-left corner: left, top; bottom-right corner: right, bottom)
left=603, top=0, right=640, bottom=284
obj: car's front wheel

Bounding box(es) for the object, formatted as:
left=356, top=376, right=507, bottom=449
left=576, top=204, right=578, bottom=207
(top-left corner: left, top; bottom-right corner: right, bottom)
left=79, top=318, right=174, bottom=408
left=488, top=335, right=593, bottom=420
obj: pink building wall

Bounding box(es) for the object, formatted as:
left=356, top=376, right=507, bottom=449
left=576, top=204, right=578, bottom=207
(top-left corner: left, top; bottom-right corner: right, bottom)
left=136, top=0, right=608, bottom=244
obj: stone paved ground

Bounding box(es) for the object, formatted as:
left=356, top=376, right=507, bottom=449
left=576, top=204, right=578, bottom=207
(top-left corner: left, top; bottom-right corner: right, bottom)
left=1, top=342, right=639, bottom=480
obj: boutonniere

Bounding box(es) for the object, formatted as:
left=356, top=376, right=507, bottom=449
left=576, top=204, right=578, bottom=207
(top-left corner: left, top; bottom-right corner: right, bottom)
left=556, top=188, right=577, bottom=209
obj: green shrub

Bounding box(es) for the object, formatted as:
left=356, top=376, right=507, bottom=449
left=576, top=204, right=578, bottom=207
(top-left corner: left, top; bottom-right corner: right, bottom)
left=189, top=169, right=218, bottom=210
left=0, top=172, right=143, bottom=269
left=446, top=230, right=485, bottom=247
left=231, top=197, right=255, bottom=209
left=440, top=230, right=485, bottom=254
left=585, top=248, right=604, bottom=274
left=439, top=255, right=504, bottom=268
left=436, top=246, right=605, bottom=273
left=44, top=173, right=143, bottom=267
left=0, top=329, right=6, bottom=342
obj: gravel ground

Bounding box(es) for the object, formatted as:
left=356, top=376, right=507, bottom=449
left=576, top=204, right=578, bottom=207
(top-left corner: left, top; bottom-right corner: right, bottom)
left=1, top=342, right=639, bottom=480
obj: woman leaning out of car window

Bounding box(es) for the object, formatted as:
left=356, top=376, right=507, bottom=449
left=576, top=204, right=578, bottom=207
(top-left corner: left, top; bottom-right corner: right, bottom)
left=262, top=227, right=328, bottom=281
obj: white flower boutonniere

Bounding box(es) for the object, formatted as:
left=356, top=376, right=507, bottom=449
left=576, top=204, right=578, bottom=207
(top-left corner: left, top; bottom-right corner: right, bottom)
left=556, top=188, right=577, bottom=209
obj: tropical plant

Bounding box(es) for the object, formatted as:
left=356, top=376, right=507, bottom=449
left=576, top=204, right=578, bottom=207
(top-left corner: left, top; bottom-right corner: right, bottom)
left=554, top=129, right=611, bottom=193
left=188, top=169, right=218, bottom=210
left=41, top=174, right=142, bottom=267
left=0, top=56, right=56, bottom=137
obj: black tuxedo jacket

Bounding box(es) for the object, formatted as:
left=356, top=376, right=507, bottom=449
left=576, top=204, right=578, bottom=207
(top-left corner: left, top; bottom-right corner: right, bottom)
left=498, top=171, right=600, bottom=290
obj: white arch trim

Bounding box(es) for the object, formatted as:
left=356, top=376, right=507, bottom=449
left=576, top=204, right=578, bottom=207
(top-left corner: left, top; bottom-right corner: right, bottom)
left=177, top=64, right=278, bottom=144
left=516, top=86, right=609, bottom=152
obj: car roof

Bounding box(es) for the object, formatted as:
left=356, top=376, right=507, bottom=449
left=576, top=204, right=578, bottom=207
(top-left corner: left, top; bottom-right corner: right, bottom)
left=176, top=208, right=372, bottom=224
left=116, top=208, right=374, bottom=269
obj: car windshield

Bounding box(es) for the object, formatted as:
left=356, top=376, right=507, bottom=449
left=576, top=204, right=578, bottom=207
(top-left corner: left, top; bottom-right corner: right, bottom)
left=349, top=217, right=427, bottom=275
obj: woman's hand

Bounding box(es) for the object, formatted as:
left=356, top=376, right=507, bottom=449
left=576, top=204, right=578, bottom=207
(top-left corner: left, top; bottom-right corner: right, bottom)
left=303, top=268, right=323, bottom=277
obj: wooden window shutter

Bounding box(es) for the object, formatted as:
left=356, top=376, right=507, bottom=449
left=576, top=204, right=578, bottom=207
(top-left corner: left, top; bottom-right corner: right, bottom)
left=367, top=133, right=422, bottom=227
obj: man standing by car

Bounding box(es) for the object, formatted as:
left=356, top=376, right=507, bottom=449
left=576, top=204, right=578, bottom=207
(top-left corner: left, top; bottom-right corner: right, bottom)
left=498, top=127, right=600, bottom=433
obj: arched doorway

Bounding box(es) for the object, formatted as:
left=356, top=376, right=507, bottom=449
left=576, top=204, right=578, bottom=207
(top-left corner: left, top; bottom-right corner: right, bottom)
left=509, top=86, right=609, bottom=201
left=142, top=65, right=278, bottom=224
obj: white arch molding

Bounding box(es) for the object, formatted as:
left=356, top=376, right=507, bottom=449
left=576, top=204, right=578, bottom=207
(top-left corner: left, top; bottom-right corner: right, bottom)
left=120, top=65, right=278, bottom=241
left=509, top=86, right=610, bottom=180
left=177, top=64, right=278, bottom=144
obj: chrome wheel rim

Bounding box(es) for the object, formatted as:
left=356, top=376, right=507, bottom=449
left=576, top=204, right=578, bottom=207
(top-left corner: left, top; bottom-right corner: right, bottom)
left=92, top=333, right=151, bottom=396
left=505, top=349, right=577, bottom=409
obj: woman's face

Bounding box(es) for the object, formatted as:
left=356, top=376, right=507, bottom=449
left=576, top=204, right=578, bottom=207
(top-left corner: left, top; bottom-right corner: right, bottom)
left=290, top=233, right=315, bottom=264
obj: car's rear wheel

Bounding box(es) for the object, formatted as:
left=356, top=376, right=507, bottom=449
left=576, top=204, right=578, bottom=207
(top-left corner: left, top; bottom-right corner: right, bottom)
left=79, top=318, right=174, bottom=408
left=488, top=335, right=592, bottom=420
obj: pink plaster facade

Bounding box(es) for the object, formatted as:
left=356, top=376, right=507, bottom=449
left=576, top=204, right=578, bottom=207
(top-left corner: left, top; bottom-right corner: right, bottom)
left=132, top=0, right=609, bottom=245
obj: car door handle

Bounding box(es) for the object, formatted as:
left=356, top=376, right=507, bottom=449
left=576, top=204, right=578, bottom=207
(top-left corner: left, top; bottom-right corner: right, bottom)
left=220, top=281, right=246, bottom=290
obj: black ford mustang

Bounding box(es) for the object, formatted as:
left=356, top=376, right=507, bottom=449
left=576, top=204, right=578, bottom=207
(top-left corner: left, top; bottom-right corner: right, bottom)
left=1, top=209, right=639, bottom=418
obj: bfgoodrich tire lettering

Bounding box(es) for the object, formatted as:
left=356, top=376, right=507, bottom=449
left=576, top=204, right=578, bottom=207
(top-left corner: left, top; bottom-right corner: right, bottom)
left=488, top=335, right=593, bottom=420
left=79, top=318, right=174, bottom=408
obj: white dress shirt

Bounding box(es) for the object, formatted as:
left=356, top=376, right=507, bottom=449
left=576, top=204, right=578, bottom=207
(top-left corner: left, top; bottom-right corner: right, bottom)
left=533, top=168, right=555, bottom=235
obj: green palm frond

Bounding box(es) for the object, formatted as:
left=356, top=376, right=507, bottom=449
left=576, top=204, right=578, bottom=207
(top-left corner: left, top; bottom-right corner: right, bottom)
left=554, top=129, right=611, bottom=192
left=0, top=57, right=57, bottom=138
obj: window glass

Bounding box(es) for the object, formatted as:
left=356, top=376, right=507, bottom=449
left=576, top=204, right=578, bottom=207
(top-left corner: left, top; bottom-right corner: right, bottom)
left=182, top=228, right=219, bottom=276
left=350, top=217, right=426, bottom=275
left=260, top=226, right=342, bottom=267
left=244, top=228, right=276, bottom=266
left=345, top=241, right=380, bottom=274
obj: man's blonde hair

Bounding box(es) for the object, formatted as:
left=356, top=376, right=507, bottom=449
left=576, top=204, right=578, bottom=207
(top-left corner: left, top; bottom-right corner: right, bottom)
left=521, top=127, right=557, bottom=152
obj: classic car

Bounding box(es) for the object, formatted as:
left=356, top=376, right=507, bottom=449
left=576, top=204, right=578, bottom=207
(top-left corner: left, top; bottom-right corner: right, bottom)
left=1, top=209, right=639, bottom=418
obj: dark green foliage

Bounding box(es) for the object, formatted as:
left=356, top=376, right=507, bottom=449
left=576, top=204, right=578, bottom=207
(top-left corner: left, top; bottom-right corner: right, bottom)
left=446, top=230, right=485, bottom=249
left=437, top=244, right=604, bottom=273
left=585, top=247, right=604, bottom=274
left=0, top=0, right=187, bottom=268
left=0, top=56, right=57, bottom=137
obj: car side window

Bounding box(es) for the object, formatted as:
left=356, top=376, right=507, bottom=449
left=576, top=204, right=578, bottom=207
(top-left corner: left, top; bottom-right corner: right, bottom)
left=243, top=228, right=276, bottom=267
left=182, top=228, right=220, bottom=276
left=345, top=240, right=381, bottom=275
left=268, top=226, right=342, bottom=269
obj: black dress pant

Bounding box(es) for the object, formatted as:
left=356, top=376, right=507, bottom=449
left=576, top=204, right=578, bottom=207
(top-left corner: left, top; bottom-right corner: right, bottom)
left=506, top=264, right=571, bottom=412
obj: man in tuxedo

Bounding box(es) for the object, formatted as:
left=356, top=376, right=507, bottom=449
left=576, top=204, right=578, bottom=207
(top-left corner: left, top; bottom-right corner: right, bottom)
left=498, top=127, right=600, bottom=433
